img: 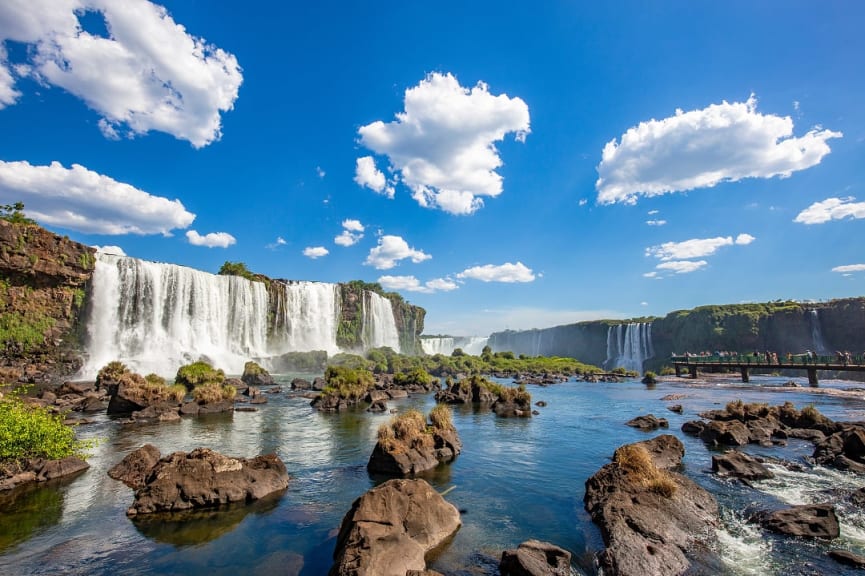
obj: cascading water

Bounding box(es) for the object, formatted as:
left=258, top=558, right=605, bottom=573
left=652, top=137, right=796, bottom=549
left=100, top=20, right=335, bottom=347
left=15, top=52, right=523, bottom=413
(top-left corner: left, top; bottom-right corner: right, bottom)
left=419, top=336, right=489, bottom=356
left=604, top=322, right=654, bottom=372
left=83, top=254, right=399, bottom=376
left=362, top=291, right=401, bottom=352
left=84, top=253, right=270, bottom=377
left=421, top=337, right=456, bottom=355
left=809, top=309, right=828, bottom=355
left=271, top=281, right=340, bottom=355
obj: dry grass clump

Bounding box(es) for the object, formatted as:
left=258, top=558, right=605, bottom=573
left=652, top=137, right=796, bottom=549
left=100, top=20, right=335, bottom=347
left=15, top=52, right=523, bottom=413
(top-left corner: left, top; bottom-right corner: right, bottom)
left=613, top=444, right=678, bottom=498
left=725, top=399, right=770, bottom=420
left=98, top=362, right=187, bottom=404
left=429, top=404, right=454, bottom=432
left=191, top=382, right=236, bottom=403
left=378, top=409, right=434, bottom=453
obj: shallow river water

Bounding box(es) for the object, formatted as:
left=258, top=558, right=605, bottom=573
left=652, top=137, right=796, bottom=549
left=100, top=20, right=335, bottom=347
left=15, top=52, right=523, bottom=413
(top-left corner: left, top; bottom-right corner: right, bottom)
left=2, top=374, right=865, bottom=575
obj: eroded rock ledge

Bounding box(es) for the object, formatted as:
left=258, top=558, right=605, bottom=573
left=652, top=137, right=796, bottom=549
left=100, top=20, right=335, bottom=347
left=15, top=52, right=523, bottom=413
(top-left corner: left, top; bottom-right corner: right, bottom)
left=584, top=434, right=720, bottom=576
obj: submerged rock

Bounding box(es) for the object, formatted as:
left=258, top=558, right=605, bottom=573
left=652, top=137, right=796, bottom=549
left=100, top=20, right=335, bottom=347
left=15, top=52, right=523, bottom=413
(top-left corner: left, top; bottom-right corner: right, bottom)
left=584, top=435, right=719, bottom=576
left=126, top=448, right=288, bottom=516
left=626, top=414, right=669, bottom=431
left=329, top=478, right=460, bottom=576
left=499, top=539, right=571, bottom=576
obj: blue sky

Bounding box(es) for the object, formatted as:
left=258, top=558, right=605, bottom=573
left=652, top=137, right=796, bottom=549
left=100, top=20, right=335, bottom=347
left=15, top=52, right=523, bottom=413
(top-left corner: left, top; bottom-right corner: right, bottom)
left=0, top=1, right=863, bottom=336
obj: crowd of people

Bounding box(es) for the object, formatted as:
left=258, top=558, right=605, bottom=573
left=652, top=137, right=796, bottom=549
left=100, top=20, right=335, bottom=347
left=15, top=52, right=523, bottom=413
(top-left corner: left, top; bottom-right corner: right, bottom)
left=673, top=350, right=864, bottom=365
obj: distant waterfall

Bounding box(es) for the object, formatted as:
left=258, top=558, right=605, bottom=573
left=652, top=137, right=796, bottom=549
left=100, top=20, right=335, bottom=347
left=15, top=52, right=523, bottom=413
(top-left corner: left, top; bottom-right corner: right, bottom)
left=362, top=291, right=401, bottom=352
left=420, top=336, right=488, bottom=356
left=809, top=310, right=828, bottom=355
left=604, top=322, right=654, bottom=373
left=83, top=254, right=397, bottom=377
left=421, top=337, right=455, bottom=355
left=84, top=254, right=271, bottom=377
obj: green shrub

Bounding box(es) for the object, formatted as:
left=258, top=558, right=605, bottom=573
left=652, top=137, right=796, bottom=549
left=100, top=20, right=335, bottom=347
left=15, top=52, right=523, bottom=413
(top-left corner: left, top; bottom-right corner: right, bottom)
left=0, top=311, right=54, bottom=352
left=0, top=391, right=93, bottom=461
left=642, top=371, right=657, bottom=385
left=393, top=367, right=434, bottom=388
left=659, top=366, right=676, bottom=376
left=242, top=361, right=267, bottom=377
left=323, top=365, right=374, bottom=400
left=175, top=361, right=225, bottom=390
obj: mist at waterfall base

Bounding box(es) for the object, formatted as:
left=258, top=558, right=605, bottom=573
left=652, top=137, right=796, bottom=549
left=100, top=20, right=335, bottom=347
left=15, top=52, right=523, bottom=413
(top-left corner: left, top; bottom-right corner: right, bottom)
left=4, top=375, right=865, bottom=575
left=83, top=254, right=401, bottom=377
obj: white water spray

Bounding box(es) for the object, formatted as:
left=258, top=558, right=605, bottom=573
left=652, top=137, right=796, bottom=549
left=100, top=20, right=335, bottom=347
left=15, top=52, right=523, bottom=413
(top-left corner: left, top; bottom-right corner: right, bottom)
left=604, top=322, right=654, bottom=372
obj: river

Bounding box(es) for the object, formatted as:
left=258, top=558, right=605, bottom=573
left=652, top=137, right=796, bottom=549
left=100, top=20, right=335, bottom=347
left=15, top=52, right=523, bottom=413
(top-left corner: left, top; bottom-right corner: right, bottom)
left=2, top=374, right=865, bottom=575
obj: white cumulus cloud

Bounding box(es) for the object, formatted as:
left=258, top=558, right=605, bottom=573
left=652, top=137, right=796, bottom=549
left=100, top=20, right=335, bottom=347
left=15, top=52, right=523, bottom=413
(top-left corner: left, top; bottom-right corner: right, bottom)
left=186, top=230, right=235, bottom=248
left=92, top=244, right=125, bottom=255
left=357, top=72, right=530, bottom=215
left=0, top=159, right=195, bottom=235
left=596, top=95, right=842, bottom=204
left=457, top=262, right=535, bottom=283
left=646, top=219, right=667, bottom=226
left=656, top=260, right=708, bottom=274
left=364, top=235, right=430, bottom=270
left=646, top=233, right=756, bottom=262
left=794, top=197, right=865, bottom=225
left=832, top=264, right=865, bottom=274
left=378, top=275, right=458, bottom=294
left=0, top=0, right=242, bottom=147
left=354, top=156, right=393, bottom=198
left=303, top=246, right=329, bottom=259
left=334, top=218, right=365, bottom=247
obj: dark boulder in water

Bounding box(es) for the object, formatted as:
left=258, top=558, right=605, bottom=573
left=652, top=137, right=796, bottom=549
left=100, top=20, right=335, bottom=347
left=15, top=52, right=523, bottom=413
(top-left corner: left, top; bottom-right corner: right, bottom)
left=711, top=450, right=774, bottom=481
left=329, top=478, right=460, bottom=576
left=626, top=413, right=669, bottom=431
left=126, top=448, right=288, bottom=516
left=755, top=504, right=839, bottom=539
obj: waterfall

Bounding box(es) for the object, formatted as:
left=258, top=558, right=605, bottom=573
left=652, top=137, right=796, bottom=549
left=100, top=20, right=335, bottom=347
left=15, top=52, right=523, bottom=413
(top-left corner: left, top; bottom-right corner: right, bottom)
left=83, top=254, right=396, bottom=377
left=809, top=310, right=828, bottom=355
left=421, top=337, right=455, bottom=355
left=362, top=291, right=401, bottom=352
left=271, top=281, right=340, bottom=355
left=420, top=336, right=489, bottom=356
left=84, top=253, right=270, bottom=377
left=604, top=322, right=654, bottom=372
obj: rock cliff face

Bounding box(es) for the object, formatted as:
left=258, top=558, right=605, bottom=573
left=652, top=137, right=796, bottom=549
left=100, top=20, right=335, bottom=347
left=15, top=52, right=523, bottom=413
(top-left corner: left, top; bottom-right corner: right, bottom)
left=336, top=280, right=425, bottom=354
left=0, top=220, right=95, bottom=383
left=489, top=299, right=865, bottom=372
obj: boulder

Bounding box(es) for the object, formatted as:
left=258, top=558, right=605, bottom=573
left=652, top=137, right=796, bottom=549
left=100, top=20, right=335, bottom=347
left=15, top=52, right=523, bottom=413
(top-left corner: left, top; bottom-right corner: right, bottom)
left=241, top=364, right=274, bottom=387
left=711, top=451, right=774, bottom=481
left=681, top=420, right=705, bottom=435
left=626, top=414, right=669, bottom=431
left=829, top=549, right=865, bottom=568
left=312, top=377, right=326, bottom=391
left=367, top=400, right=388, bottom=413
left=499, top=540, right=571, bottom=576
left=0, top=456, right=89, bottom=491
left=699, top=420, right=750, bottom=446
left=756, top=504, right=839, bottom=539
left=667, top=404, right=683, bottom=414
left=35, top=456, right=90, bottom=482
left=386, top=389, right=408, bottom=400
left=108, top=444, right=161, bottom=489
left=127, top=448, right=289, bottom=516
left=329, top=478, right=460, bottom=576
left=290, top=377, right=311, bottom=390
left=584, top=435, right=719, bottom=576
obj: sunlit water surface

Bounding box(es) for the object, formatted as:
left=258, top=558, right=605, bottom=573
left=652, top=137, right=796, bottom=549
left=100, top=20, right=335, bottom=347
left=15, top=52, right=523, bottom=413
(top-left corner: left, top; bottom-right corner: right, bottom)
left=2, top=374, right=865, bottom=575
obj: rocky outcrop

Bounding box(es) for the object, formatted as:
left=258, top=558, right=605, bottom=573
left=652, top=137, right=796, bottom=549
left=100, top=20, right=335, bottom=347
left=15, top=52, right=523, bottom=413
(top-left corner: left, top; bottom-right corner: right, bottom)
left=107, top=444, right=161, bottom=489
left=499, top=540, right=572, bottom=576
left=241, top=361, right=274, bottom=387
left=368, top=408, right=461, bottom=476
left=0, top=456, right=89, bottom=491
left=329, top=478, right=460, bottom=576
left=711, top=450, right=774, bottom=481
left=755, top=504, right=839, bottom=539
left=124, top=447, right=289, bottom=516
left=584, top=435, right=719, bottom=576
left=626, top=414, right=669, bottom=431
left=0, top=220, right=95, bottom=384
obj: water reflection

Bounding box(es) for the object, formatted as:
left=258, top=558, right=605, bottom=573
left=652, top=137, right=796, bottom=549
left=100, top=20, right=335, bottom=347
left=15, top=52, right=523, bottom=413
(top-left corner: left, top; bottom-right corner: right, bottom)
left=131, top=491, right=284, bottom=547
left=0, top=480, right=65, bottom=552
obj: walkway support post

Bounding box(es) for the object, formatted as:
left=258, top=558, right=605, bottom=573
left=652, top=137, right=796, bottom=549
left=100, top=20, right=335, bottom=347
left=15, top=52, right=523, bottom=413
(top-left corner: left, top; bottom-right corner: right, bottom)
left=689, top=365, right=698, bottom=379
left=807, top=368, right=818, bottom=387
left=675, top=364, right=682, bottom=377
left=740, top=366, right=750, bottom=383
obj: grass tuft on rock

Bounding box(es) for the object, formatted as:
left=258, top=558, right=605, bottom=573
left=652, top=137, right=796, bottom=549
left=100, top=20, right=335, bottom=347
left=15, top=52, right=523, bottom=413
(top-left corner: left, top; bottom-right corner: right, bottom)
left=613, top=444, right=678, bottom=498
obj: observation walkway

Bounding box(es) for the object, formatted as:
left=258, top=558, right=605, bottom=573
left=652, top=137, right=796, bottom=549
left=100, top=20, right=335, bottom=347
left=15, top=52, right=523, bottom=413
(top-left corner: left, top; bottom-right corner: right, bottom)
left=670, top=353, right=865, bottom=386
